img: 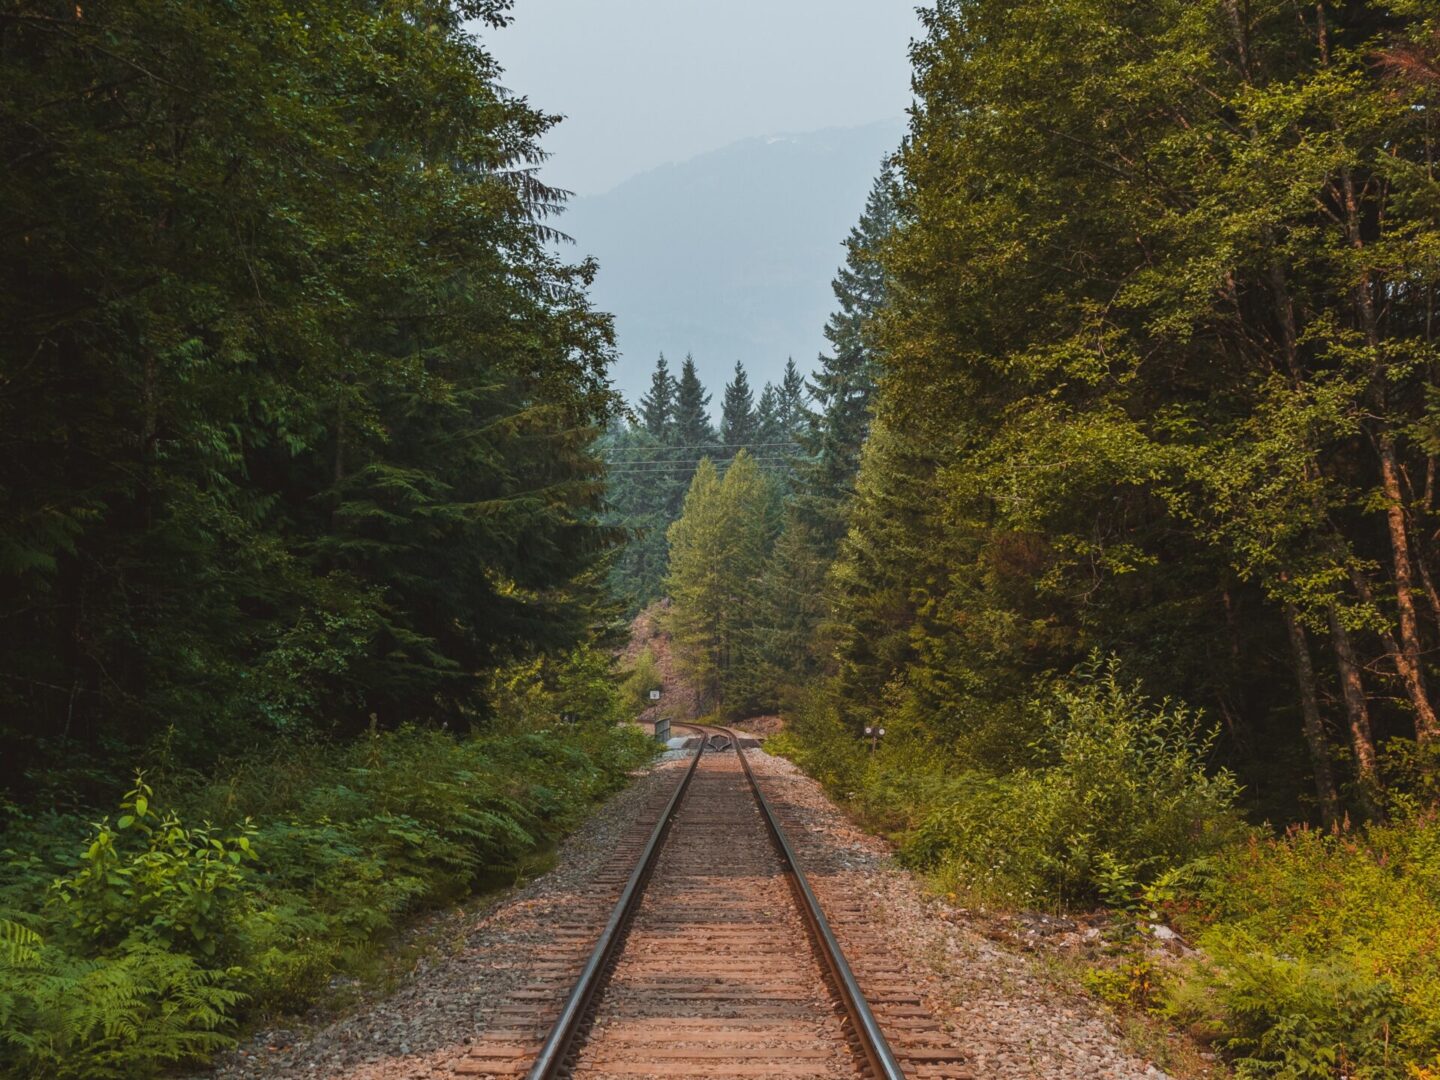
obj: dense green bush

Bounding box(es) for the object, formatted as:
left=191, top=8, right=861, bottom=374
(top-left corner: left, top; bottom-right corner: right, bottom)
left=1164, top=812, right=1440, bottom=1078
left=908, top=665, right=1243, bottom=908
left=764, top=693, right=869, bottom=800
left=619, top=649, right=664, bottom=715
left=0, top=664, right=656, bottom=1078
left=777, top=660, right=1245, bottom=909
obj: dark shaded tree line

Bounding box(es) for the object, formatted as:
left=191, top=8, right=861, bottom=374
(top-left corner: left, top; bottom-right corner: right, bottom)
left=0, top=0, right=619, bottom=791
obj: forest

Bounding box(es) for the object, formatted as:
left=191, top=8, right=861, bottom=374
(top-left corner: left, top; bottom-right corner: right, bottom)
left=4, top=0, right=1440, bottom=1078
left=0, top=2, right=653, bottom=1075
left=645, top=2, right=1440, bottom=1075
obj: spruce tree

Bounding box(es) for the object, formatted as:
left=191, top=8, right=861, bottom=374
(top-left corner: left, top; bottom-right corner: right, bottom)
left=638, top=354, right=676, bottom=438
left=775, top=358, right=810, bottom=442
left=754, top=384, right=782, bottom=448
left=799, top=163, right=898, bottom=553
left=672, top=355, right=715, bottom=452
left=720, top=361, right=757, bottom=452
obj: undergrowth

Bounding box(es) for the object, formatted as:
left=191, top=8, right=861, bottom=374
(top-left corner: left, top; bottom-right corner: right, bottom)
left=773, top=656, right=1440, bottom=1079
left=0, top=653, right=656, bottom=1078
left=774, top=657, right=1246, bottom=910
left=1163, top=810, right=1440, bottom=1078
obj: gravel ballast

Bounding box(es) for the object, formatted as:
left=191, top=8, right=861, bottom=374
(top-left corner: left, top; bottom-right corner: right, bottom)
left=201, top=746, right=1170, bottom=1080
left=746, top=747, right=1169, bottom=1080
left=201, top=757, right=693, bottom=1080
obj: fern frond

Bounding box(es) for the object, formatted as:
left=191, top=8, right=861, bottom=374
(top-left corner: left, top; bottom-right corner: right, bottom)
left=0, top=920, right=43, bottom=969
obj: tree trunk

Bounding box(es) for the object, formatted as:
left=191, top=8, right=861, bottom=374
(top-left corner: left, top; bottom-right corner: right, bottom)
left=1326, top=603, right=1382, bottom=815
left=1376, top=433, right=1440, bottom=744
left=1337, top=148, right=1440, bottom=746
left=1284, top=603, right=1341, bottom=824
left=1218, top=589, right=1252, bottom=753
left=1415, top=544, right=1440, bottom=638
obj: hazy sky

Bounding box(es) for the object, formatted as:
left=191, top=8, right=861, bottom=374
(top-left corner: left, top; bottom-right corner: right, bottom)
left=484, top=1, right=921, bottom=195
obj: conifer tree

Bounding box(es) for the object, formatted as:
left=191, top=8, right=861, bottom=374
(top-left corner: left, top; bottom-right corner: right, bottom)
left=597, top=421, right=675, bottom=611
left=665, top=452, right=779, bottom=714
left=825, top=0, right=1440, bottom=818
left=720, top=362, right=757, bottom=452
left=754, top=384, right=782, bottom=448
left=775, top=359, right=810, bottom=442
left=751, top=512, right=830, bottom=695
left=638, top=354, right=676, bottom=438
left=673, top=355, right=715, bottom=452
left=799, top=163, right=897, bottom=554
left=0, top=0, right=619, bottom=764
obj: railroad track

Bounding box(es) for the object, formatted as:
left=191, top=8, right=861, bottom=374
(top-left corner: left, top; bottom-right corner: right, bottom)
left=455, top=727, right=967, bottom=1080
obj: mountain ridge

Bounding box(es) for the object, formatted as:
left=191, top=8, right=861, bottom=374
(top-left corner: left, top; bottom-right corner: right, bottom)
left=560, top=118, right=905, bottom=403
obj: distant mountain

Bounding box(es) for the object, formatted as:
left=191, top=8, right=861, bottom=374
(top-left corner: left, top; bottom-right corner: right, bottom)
left=560, top=118, right=905, bottom=405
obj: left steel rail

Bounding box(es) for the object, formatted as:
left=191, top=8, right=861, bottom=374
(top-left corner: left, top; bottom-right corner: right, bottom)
left=524, top=734, right=705, bottom=1080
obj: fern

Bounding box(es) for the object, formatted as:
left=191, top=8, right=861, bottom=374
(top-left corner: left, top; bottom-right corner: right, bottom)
left=0, top=919, right=42, bottom=967
left=0, top=937, right=242, bottom=1079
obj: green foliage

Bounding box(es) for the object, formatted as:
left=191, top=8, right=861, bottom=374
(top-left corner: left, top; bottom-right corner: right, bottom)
left=764, top=695, right=869, bottom=798
left=0, top=936, right=244, bottom=1080
left=620, top=649, right=664, bottom=714
left=1163, top=812, right=1440, bottom=1075
left=1171, top=933, right=1411, bottom=1079
left=793, top=161, right=896, bottom=558
left=720, top=362, right=759, bottom=450
left=0, top=667, right=656, bottom=1076
left=1082, top=956, right=1167, bottom=1016
left=0, top=0, right=619, bottom=783
left=782, top=660, right=1245, bottom=909
left=823, top=0, right=1440, bottom=837
left=52, top=776, right=258, bottom=959
left=665, top=453, right=783, bottom=715
left=786, top=6, right=1440, bottom=1071
left=602, top=351, right=816, bottom=615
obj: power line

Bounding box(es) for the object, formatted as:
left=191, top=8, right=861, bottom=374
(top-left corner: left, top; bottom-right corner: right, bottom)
left=605, top=456, right=804, bottom=468
left=601, top=460, right=800, bottom=472
left=602, top=455, right=810, bottom=467
left=599, top=440, right=802, bottom=454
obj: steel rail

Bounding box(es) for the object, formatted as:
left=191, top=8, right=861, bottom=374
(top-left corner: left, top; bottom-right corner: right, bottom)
left=525, top=721, right=904, bottom=1079
left=524, top=734, right=706, bottom=1080
left=722, top=725, right=908, bottom=1080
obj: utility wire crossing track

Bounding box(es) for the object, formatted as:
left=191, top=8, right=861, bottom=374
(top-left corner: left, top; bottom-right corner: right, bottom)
left=453, top=730, right=968, bottom=1080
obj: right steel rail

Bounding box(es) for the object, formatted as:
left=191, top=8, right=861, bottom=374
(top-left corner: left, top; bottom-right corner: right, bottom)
left=724, top=726, right=908, bottom=1080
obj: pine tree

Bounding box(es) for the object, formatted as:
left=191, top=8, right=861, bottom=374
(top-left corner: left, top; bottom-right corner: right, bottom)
left=665, top=451, right=779, bottom=715
left=798, top=164, right=898, bottom=554
left=754, top=384, right=782, bottom=448
left=672, top=355, right=715, bottom=452
left=775, top=358, right=810, bottom=442
left=638, top=354, right=676, bottom=438
left=719, top=362, right=757, bottom=452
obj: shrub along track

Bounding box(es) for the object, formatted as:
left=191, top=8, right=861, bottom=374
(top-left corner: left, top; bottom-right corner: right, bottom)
left=452, top=727, right=968, bottom=1080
